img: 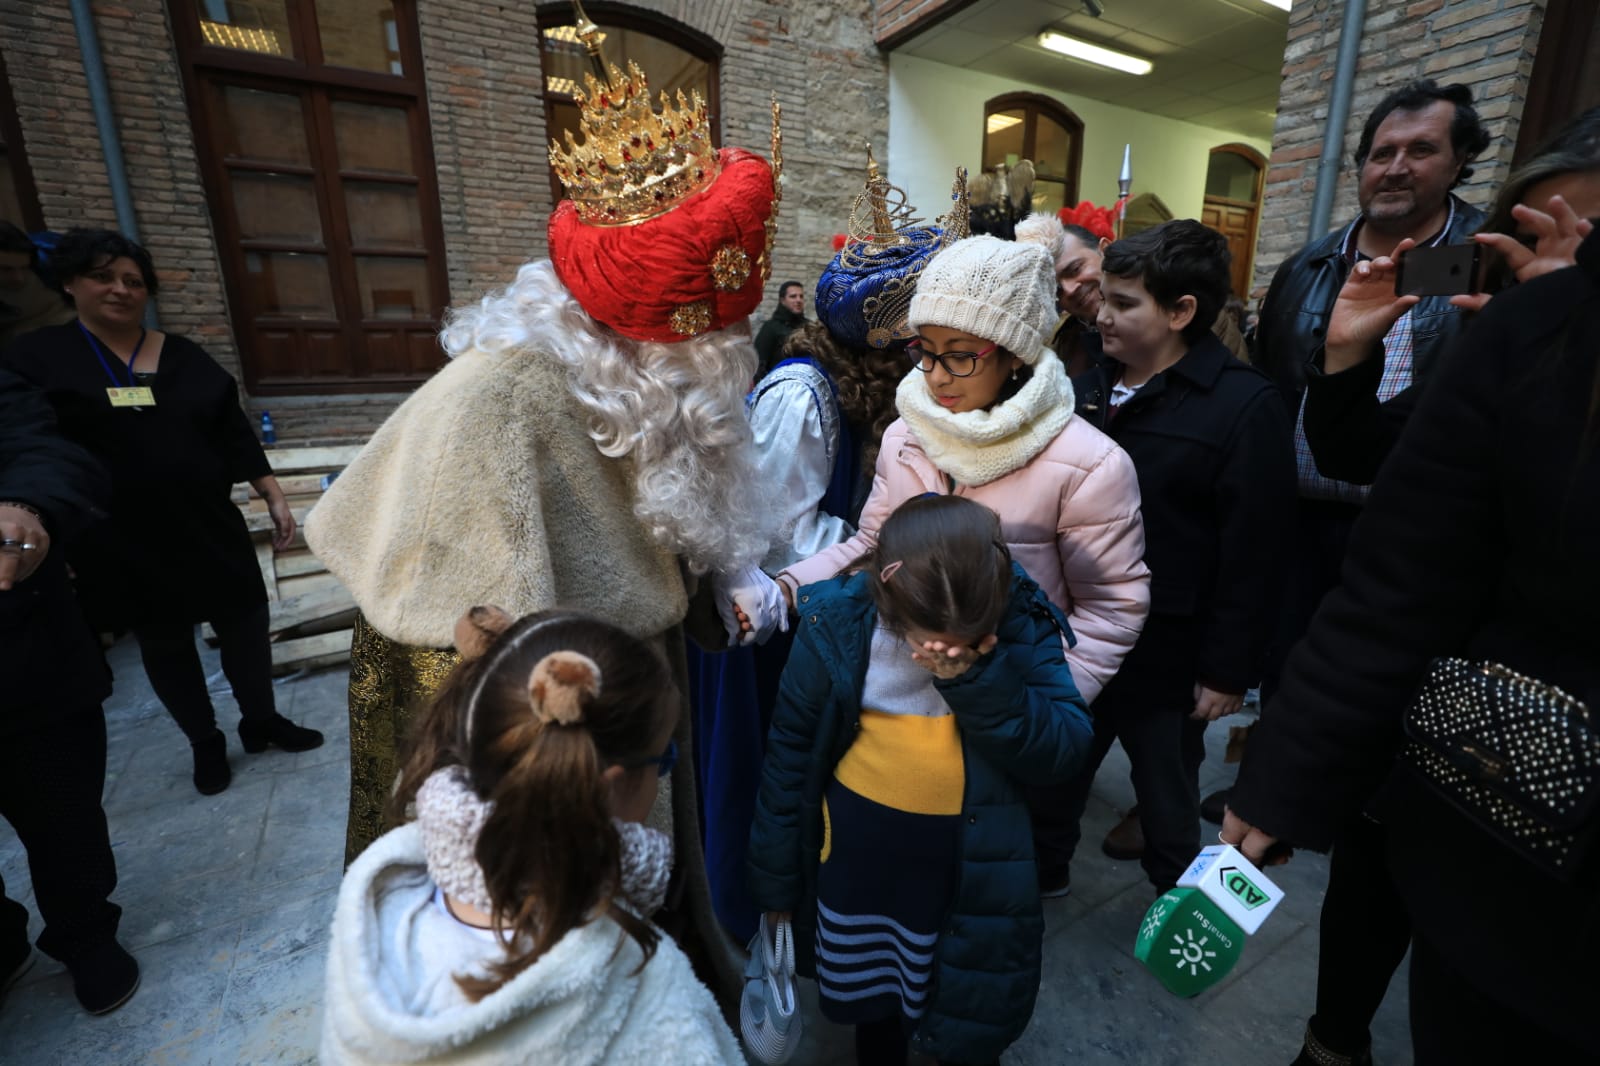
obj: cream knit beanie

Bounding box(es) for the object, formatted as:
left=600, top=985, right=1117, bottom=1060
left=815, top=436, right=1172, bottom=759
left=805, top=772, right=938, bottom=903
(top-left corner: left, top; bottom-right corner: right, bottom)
left=908, top=235, right=1057, bottom=365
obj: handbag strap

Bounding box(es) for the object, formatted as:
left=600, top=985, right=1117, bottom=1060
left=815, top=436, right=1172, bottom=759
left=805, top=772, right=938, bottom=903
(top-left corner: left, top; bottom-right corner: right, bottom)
left=770, top=917, right=798, bottom=1014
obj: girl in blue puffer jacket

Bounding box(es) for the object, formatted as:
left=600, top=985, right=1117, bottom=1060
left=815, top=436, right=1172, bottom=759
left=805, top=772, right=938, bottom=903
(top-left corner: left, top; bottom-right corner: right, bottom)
left=746, top=494, right=1094, bottom=1066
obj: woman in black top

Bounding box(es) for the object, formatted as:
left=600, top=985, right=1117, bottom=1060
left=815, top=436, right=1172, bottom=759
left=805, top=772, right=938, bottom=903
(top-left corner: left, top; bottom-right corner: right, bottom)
left=3, top=229, right=322, bottom=795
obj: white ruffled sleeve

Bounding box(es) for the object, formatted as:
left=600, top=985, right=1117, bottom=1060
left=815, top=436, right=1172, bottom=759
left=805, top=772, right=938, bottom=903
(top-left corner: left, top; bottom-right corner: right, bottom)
left=749, top=376, right=854, bottom=572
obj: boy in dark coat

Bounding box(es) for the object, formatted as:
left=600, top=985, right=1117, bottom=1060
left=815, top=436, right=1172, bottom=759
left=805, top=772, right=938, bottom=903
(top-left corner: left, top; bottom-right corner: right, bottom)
left=1064, top=220, right=1296, bottom=893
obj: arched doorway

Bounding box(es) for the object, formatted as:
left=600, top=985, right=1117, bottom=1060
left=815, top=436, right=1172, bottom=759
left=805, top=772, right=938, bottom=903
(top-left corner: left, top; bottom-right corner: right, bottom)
left=982, top=92, right=1083, bottom=213
left=1201, top=144, right=1266, bottom=299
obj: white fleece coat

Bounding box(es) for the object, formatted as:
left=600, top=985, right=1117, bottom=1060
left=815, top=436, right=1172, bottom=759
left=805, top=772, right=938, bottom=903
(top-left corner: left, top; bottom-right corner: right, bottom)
left=321, top=824, right=746, bottom=1066
left=304, top=344, right=687, bottom=649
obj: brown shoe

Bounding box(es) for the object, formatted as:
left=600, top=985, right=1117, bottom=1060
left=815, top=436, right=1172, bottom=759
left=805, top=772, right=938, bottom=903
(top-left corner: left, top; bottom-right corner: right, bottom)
left=1101, top=806, right=1144, bottom=861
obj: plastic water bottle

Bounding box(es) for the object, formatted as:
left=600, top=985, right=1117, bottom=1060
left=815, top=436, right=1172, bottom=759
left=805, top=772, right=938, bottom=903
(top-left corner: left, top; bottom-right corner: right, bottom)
left=260, top=411, right=276, bottom=445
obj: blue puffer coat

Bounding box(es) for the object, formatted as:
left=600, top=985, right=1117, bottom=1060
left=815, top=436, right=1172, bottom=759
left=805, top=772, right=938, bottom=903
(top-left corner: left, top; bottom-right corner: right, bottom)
left=746, top=564, right=1094, bottom=1063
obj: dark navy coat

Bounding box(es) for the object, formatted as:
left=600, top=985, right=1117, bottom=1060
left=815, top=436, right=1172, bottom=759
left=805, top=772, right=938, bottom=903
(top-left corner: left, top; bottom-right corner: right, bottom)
left=746, top=564, right=1093, bottom=1063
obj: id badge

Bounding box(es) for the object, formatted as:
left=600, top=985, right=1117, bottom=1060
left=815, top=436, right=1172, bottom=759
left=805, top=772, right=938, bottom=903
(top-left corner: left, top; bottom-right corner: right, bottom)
left=107, top=386, right=156, bottom=408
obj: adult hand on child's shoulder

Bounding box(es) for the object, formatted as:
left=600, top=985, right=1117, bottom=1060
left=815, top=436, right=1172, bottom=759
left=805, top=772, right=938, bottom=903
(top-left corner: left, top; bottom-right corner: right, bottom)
left=911, top=635, right=997, bottom=680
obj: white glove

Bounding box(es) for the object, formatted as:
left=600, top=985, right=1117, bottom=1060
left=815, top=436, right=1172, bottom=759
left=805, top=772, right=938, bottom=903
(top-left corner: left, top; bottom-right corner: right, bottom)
left=714, top=565, right=789, bottom=647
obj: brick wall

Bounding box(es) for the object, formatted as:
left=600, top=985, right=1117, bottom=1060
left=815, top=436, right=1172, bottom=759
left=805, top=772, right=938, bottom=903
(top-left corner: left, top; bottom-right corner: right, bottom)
left=1252, top=0, right=1545, bottom=297
left=0, top=0, right=244, bottom=373
left=874, top=0, right=973, bottom=47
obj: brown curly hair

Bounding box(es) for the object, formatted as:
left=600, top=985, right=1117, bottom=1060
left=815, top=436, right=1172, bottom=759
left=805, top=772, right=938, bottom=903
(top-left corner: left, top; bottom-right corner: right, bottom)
left=776, top=320, right=903, bottom=472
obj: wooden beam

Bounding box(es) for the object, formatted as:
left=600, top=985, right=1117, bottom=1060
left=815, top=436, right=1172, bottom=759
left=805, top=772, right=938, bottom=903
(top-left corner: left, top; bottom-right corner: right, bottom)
left=270, top=628, right=353, bottom=672
left=274, top=550, right=327, bottom=580
left=262, top=445, right=364, bottom=472
left=268, top=580, right=354, bottom=634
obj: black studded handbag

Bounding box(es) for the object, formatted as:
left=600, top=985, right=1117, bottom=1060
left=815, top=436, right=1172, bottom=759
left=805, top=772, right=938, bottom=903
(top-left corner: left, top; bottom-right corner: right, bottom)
left=1402, top=658, right=1600, bottom=882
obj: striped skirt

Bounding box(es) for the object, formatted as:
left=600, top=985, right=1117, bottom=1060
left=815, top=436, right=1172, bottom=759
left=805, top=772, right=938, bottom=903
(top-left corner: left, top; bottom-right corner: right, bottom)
left=814, top=778, right=960, bottom=1026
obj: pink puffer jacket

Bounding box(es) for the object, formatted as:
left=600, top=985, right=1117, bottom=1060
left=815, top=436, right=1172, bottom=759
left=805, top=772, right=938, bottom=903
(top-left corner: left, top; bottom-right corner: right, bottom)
left=780, top=416, right=1150, bottom=704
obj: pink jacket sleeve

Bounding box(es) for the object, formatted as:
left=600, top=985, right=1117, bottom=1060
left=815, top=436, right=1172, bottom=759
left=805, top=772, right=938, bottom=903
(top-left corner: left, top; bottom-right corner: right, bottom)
left=779, top=421, right=926, bottom=591
left=1055, top=440, right=1151, bottom=704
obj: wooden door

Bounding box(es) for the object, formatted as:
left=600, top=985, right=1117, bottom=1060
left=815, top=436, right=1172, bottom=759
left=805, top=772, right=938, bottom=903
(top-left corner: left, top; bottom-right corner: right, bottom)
left=173, top=0, right=450, bottom=394
left=1203, top=198, right=1257, bottom=299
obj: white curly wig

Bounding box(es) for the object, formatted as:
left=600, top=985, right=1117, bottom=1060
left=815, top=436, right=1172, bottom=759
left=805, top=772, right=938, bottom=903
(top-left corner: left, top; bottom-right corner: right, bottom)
left=440, top=260, right=770, bottom=575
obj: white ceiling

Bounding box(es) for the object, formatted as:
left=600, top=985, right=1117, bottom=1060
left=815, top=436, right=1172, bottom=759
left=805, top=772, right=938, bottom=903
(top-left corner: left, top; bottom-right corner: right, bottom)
left=895, top=0, right=1291, bottom=141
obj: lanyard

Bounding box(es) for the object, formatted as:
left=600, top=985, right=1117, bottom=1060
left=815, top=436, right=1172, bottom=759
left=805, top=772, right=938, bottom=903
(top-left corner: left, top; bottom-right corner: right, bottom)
left=78, top=322, right=146, bottom=388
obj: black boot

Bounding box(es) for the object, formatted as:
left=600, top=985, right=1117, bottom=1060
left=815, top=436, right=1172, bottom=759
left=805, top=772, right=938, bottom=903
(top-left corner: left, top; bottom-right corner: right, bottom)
left=1290, top=1022, right=1374, bottom=1066
left=238, top=714, right=324, bottom=754
left=191, top=729, right=231, bottom=795
left=66, top=941, right=139, bottom=1015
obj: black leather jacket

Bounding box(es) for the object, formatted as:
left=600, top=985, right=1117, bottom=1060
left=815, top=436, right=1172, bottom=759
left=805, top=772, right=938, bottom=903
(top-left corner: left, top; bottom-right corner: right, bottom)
left=1252, top=195, right=1486, bottom=409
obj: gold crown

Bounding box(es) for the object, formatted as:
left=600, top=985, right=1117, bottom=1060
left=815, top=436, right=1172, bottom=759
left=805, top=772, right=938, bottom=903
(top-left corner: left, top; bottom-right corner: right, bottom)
left=841, top=149, right=970, bottom=347
left=549, top=61, right=719, bottom=227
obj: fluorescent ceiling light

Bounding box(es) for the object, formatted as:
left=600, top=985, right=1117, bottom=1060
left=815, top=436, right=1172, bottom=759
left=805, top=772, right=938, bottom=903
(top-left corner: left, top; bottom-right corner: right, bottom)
left=1037, top=31, right=1153, bottom=75
left=986, top=113, right=1023, bottom=134
left=1260, top=0, right=1292, bottom=9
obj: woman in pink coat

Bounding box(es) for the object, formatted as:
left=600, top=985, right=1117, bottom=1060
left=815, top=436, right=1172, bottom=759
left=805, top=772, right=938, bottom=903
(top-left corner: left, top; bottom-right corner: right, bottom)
left=777, top=235, right=1150, bottom=895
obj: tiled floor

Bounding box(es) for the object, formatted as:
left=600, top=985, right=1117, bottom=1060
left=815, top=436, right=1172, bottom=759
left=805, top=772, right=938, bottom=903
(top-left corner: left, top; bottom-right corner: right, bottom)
left=0, top=637, right=1413, bottom=1064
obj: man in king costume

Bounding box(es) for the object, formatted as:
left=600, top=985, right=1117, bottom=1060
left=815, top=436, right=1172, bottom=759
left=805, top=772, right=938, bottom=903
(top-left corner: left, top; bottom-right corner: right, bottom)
left=305, top=47, right=784, bottom=997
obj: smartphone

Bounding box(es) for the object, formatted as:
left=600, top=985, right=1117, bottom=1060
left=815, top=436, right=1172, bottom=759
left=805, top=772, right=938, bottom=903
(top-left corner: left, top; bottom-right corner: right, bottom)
left=1394, top=242, right=1482, bottom=297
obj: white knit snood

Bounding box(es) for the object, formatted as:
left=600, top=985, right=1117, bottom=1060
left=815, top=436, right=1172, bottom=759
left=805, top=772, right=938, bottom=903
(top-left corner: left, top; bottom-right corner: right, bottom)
left=415, top=766, right=674, bottom=918
left=895, top=351, right=1076, bottom=487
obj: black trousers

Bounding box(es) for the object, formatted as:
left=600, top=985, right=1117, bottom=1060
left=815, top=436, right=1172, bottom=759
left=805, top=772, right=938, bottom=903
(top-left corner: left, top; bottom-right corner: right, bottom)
left=1308, top=817, right=1412, bottom=1053
left=135, top=601, right=275, bottom=743
left=1409, top=933, right=1593, bottom=1063
left=1053, top=694, right=1207, bottom=891
left=0, top=708, right=121, bottom=965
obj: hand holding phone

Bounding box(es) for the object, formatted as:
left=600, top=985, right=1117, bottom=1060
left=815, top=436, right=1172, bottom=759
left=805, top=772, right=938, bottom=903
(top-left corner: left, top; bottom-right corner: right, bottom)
left=1395, top=242, right=1483, bottom=297
left=1323, top=241, right=1421, bottom=374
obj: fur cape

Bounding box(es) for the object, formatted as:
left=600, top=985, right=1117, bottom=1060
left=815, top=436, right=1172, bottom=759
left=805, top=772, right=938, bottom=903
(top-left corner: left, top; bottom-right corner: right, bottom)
left=305, top=344, right=688, bottom=649
left=320, top=823, right=744, bottom=1065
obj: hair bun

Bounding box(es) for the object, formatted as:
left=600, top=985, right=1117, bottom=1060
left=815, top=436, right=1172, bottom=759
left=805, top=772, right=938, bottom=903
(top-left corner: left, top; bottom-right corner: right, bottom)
left=528, top=651, right=602, bottom=726
left=454, top=605, right=514, bottom=661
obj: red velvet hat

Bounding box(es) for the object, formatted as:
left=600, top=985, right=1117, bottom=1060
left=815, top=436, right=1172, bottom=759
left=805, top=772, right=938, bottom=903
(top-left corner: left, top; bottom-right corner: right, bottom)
left=547, top=62, right=781, bottom=342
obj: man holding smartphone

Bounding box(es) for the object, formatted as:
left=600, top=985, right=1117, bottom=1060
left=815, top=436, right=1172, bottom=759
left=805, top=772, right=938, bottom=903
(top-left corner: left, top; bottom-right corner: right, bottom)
left=1243, top=80, right=1489, bottom=1066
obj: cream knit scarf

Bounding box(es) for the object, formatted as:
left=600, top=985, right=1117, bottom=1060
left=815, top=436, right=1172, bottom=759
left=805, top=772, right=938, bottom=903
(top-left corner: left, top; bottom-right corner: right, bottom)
left=895, top=351, right=1075, bottom=487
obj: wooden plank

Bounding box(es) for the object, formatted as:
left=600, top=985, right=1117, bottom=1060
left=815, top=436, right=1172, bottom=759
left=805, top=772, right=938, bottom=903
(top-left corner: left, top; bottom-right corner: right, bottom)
left=270, top=629, right=352, bottom=673
left=262, top=445, right=363, bottom=472
left=274, top=606, right=358, bottom=643
left=244, top=505, right=315, bottom=535
left=273, top=550, right=327, bottom=580
left=231, top=473, right=329, bottom=503
left=272, top=648, right=352, bottom=675
left=240, top=492, right=323, bottom=515
left=256, top=539, right=279, bottom=603
left=275, top=571, right=343, bottom=602
left=268, top=581, right=354, bottom=633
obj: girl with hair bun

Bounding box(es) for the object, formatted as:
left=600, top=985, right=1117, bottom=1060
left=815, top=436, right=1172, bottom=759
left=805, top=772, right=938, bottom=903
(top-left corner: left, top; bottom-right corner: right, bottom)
left=322, top=607, right=742, bottom=1065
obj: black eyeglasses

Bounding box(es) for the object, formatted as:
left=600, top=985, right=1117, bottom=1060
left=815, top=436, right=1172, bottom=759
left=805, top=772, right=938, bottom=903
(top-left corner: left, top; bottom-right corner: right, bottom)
left=622, top=738, right=678, bottom=779
left=906, top=339, right=999, bottom=378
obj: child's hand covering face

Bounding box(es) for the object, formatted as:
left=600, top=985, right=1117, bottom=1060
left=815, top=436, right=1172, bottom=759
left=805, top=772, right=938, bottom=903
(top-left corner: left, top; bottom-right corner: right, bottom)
left=906, top=631, right=999, bottom=679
